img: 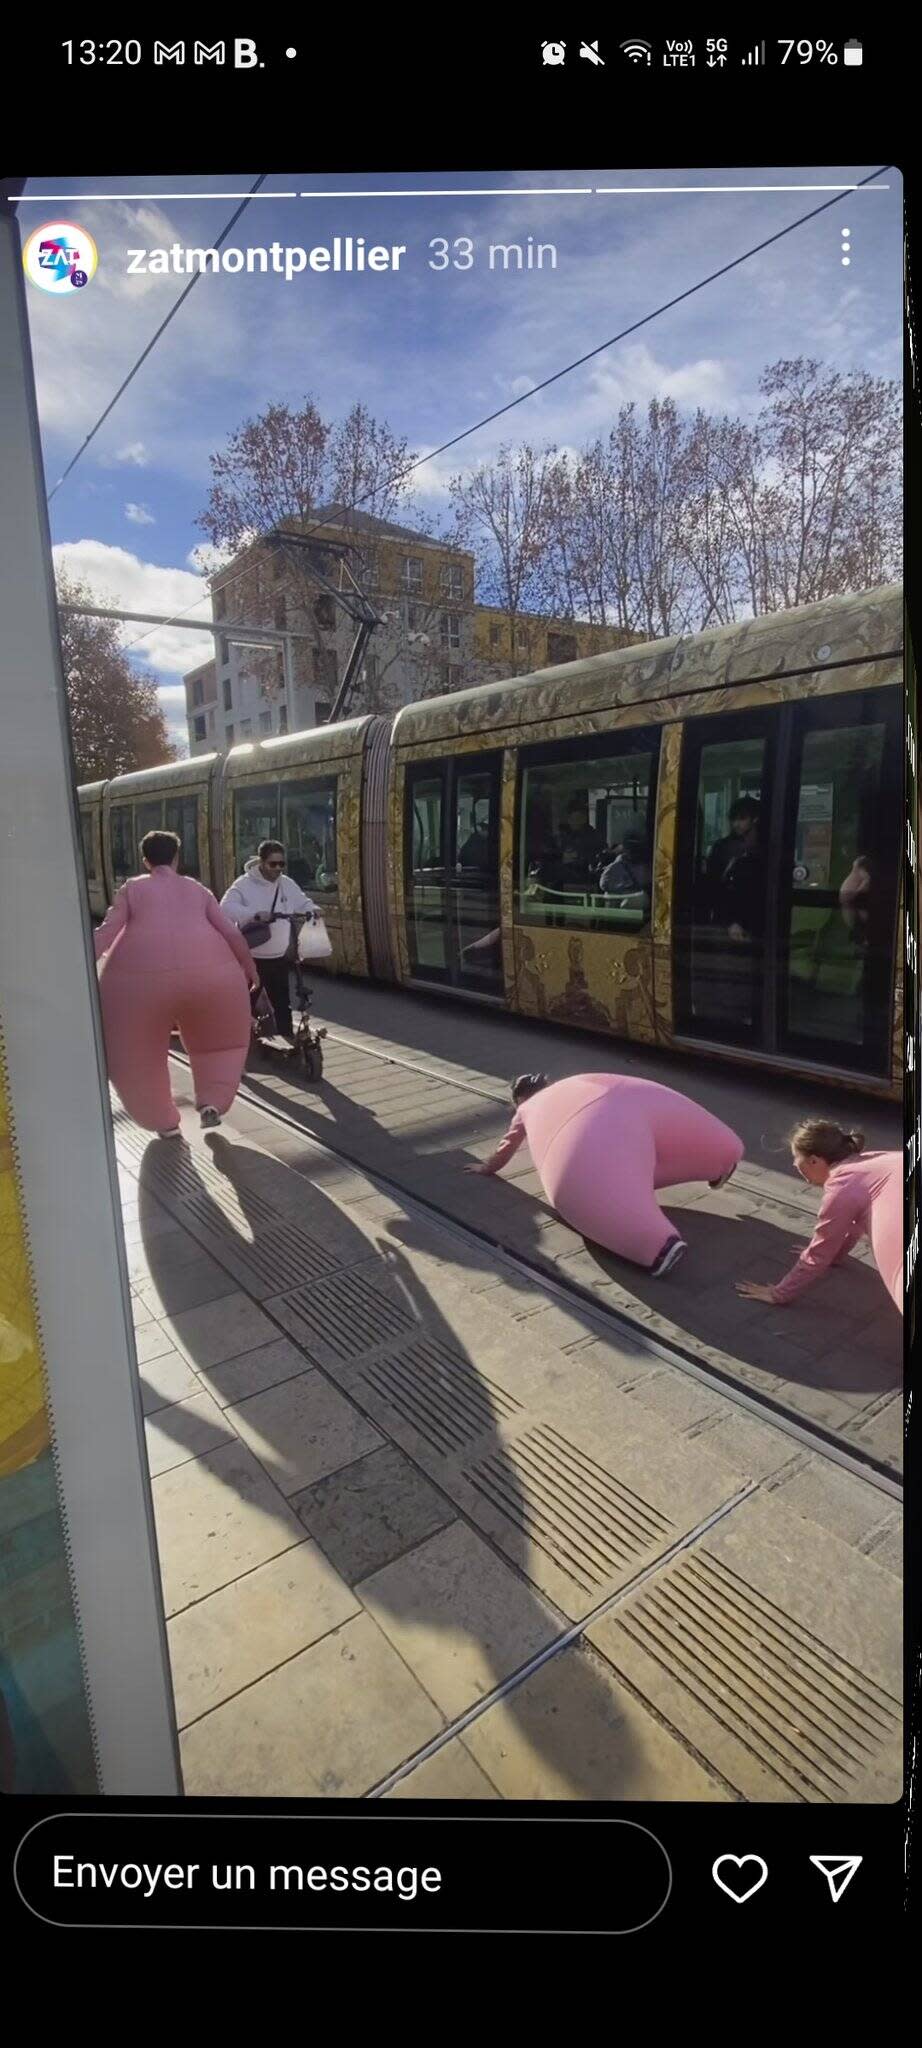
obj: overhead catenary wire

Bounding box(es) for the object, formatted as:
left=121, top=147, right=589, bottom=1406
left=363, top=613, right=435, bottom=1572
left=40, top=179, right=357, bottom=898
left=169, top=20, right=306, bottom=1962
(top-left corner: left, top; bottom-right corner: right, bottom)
left=46, top=173, right=268, bottom=501
left=65, top=165, right=891, bottom=661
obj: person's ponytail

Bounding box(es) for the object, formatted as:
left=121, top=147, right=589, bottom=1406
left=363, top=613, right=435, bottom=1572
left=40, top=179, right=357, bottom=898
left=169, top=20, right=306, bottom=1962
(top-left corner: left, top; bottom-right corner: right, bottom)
left=790, top=1118, right=864, bottom=1165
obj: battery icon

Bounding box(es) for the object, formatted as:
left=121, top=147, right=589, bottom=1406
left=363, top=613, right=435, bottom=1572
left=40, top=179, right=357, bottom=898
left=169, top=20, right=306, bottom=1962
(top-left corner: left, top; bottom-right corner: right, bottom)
left=843, top=40, right=863, bottom=64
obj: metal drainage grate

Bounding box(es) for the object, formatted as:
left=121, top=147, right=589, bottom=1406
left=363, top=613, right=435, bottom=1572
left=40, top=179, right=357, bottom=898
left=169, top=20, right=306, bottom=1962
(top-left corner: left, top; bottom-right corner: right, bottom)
left=360, top=1336, right=521, bottom=1455
left=610, top=1548, right=901, bottom=1800
left=464, top=1423, right=673, bottom=1594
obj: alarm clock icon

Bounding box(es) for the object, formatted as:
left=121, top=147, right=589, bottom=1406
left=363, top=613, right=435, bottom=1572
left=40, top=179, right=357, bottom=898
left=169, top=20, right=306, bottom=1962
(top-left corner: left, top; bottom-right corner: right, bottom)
left=542, top=41, right=566, bottom=64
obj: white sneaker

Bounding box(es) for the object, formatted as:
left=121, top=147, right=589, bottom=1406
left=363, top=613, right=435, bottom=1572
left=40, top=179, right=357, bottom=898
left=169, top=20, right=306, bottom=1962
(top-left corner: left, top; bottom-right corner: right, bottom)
left=199, top=1106, right=222, bottom=1130
left=157, top=1127, right=182, bottom=1140
left=650, top=1237, right=687, bottom=1278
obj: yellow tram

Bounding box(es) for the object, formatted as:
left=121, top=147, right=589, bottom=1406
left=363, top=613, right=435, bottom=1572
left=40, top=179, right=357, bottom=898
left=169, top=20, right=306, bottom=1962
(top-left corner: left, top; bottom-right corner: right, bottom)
left=78, top=583, right=905, bottom=1099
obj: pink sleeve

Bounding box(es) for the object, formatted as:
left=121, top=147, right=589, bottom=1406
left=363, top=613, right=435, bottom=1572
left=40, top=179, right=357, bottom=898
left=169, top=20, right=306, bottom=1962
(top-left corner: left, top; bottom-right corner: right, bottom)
left=771, top=1180, right=868, bottom=1303
left=93, top=885, right=129, bottom=958
left=204, top=889, right=257, bottom=978
left=482, top=1112, right=527, bottom=1175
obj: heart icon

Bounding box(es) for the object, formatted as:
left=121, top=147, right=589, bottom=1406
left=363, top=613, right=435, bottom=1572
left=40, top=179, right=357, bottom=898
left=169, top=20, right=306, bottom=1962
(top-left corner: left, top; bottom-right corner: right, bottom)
left=712, top=1855, right=768, bottom=1903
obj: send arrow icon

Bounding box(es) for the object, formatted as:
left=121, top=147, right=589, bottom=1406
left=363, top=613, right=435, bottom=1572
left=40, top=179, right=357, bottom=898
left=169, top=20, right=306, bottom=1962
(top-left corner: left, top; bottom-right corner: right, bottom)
left=809, top=1855, right=863, bottom=1902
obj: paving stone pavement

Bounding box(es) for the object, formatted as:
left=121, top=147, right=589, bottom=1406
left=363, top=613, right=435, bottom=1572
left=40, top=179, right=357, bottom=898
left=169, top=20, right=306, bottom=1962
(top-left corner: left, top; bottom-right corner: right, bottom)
left=113, top=1054, right=903, bottom=1806
left=236, top=980, right=903, bottom=1474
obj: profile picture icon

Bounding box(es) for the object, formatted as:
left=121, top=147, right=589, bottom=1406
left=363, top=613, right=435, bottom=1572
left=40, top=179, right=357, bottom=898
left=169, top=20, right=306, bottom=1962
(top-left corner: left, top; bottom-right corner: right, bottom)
left=22, top=221, right=98, bottom=294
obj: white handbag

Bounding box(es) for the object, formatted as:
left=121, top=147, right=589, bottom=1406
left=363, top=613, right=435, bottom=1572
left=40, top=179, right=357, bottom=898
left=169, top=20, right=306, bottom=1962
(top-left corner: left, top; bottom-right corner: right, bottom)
left=297, top=915, right=333, bottom=963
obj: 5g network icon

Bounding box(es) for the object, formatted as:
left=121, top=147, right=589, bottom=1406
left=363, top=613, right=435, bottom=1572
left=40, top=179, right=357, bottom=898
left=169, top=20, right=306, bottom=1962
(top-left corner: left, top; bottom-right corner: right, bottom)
left=23, top=221, right=97, bottom=293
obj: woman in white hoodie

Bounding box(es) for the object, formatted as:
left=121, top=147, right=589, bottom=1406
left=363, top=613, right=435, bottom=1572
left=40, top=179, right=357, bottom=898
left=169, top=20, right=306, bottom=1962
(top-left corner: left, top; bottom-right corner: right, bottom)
left=221, top=840, right=317, bottom=1038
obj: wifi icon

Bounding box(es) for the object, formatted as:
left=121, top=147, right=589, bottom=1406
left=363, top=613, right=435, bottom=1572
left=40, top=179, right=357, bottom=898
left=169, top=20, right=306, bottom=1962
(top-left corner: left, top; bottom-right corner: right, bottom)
left=620, top=38, right=652, bottom=63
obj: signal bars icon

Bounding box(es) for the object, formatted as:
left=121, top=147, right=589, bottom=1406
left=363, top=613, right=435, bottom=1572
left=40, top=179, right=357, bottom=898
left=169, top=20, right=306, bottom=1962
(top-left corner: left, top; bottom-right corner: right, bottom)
left=741, top=41, right=766, bottom=64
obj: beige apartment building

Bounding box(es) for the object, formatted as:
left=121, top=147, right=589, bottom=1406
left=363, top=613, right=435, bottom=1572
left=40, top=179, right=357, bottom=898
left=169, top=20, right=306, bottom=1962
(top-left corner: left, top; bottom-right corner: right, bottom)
left=184, top=508, right=636, bottom=754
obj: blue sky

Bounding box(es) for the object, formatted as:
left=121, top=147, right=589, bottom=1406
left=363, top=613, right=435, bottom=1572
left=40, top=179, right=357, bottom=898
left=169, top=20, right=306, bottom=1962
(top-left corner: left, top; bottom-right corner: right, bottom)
left=20, top=165, right=901, bottom=751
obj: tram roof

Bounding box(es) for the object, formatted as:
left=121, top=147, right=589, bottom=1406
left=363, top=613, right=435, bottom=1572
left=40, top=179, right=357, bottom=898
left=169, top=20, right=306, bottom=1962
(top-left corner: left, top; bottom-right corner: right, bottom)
left=392, top=583, right=903, bottom=747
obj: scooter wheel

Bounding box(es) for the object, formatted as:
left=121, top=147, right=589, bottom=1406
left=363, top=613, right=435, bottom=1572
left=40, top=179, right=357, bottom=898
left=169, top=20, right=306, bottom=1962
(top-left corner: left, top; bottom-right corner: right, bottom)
left=302, top=1043, right=324, bottom=1082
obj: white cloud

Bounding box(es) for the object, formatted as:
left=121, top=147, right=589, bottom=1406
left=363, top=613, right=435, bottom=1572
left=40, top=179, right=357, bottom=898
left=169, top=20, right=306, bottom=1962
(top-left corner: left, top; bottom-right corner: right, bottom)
left=187, top=540, right=237, bottom=574
left=156, top=683, right=188, bottom=704
left=125, top=501, right=156, bottom=525
left=114, top=441, right=149, bottom=467
left=52, top=538, right=215, bottom=675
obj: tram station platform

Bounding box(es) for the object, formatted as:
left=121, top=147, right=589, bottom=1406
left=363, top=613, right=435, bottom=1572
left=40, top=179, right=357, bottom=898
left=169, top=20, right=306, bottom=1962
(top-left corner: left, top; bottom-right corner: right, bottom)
left=114, top=1027, right=903, bottom=1804
left=242, top=978, right=904, bottom=1474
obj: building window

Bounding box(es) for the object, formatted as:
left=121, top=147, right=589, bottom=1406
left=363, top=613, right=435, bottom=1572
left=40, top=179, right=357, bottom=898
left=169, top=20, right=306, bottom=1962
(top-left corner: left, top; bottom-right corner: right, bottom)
left=219, top=636, right=229, bottom=668
left=441, top=612, right=461, bottom=651
left=406, top=603, right=421, bottom=633
left=226, top=722, right=235, bottom=744
left=192, top=676, right=204, bottom=708
left=547, top=632, right=578, bottom=665
left=516, top=730, right=659, bottom=933
left=314, top=595, right=336, bottom=630
left=402, top=556, right=422, bottom=591
left=359, top=551, right=379, bottom=589
left=240, top=718, right=253, bottom=738
left=489, top=624, right=503, bottom=649
left=314, top=701, right=332, bottom=726
left=274, top=597, right=287, bottom=631
left=223, top=675, right=233, bottom=711
left=278, top=705, right=288, bottom=734
left=259, top=710, right=272, bottom=733
left=193, top=715, right=206, bottom=742
left=441, top=563, right=464, bottom=600
left=214, top=585, right=227, bottom=619
left=440, top=664, right=453, bottom=695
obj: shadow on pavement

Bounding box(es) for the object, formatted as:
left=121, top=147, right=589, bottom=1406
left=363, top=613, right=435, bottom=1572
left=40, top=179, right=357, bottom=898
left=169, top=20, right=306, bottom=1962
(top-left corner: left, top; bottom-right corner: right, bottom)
left=135, top=1130, right=663, bottom=1802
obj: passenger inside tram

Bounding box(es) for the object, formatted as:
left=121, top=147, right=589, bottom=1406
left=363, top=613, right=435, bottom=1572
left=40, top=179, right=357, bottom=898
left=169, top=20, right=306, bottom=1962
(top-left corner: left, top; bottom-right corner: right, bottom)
left=556, top=799, right=606, bottom=885
left=457, top=799, right=492, bottom=873
left=599, top=828, right=653, bottom=910
left=705, top=796, right=765, bottom=943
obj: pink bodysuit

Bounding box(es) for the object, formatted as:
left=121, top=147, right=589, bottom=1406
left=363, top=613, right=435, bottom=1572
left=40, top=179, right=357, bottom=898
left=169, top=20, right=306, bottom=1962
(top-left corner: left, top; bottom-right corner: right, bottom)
left=770, top=1150, right=902, bottom=1313
left=486, top=1073, right=743, bottom=1269
left=94, top=869, right=255, bottom=1132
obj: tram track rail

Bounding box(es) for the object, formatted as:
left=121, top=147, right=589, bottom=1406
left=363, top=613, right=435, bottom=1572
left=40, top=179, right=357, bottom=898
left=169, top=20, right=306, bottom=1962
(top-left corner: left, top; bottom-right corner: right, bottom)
left=169, top=1047, right=903, bottom=1503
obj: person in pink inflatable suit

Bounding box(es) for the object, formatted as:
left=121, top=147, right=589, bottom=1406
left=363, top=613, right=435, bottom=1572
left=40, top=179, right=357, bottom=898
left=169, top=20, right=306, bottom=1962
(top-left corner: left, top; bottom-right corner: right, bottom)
left=737, top=1118, right=902, bottom=1314
left=93, top=829, right=259, bottom=1136
left=467, top=1071, right=743, bottom=1276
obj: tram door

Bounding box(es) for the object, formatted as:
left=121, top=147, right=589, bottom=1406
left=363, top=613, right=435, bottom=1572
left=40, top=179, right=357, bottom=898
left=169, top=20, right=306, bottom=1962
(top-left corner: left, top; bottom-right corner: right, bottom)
left=405, top=754, right=504, bottom=994
left=674, top=693, right=901, bottom=1077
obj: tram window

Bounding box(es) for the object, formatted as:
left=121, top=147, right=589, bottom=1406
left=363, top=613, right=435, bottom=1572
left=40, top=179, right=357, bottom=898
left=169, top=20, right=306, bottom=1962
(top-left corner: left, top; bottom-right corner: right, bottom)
left=79, top=811, right=96, bottom=880
left=682, top=733, right=768, bottom=1042
left=409, top=775, right=444, bottom=874
left=456, top=768, right=496, bottom=874
left=784, top=713, right=897, bottom=1067
left=280, top=777, right=338, bottom=891
left=516, top=736, right=658, bottom=932
left=109, top=805, right=134, bottom=883
left=165, top=796, right=200, bottom=878
left=233, top=784, right=279, bottom=872
left=135, top=799, right=164, bottom=848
